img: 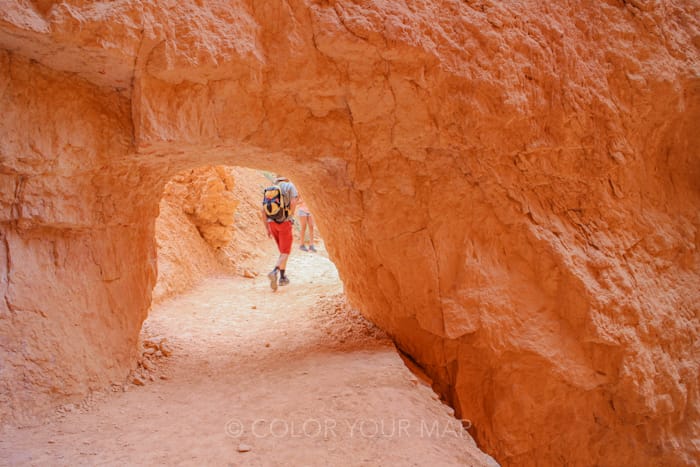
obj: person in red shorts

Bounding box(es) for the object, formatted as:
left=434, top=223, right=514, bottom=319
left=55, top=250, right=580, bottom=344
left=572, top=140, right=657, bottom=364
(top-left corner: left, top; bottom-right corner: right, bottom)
left=261, top=176, right=299, bottom=291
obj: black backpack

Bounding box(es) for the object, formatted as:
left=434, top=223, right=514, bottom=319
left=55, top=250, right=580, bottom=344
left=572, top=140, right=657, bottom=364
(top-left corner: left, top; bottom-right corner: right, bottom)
left=262, top=185, right=289, bottom=223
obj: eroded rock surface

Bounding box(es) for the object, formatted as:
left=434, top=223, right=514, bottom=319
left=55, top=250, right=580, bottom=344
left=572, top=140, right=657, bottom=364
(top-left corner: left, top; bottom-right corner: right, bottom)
left=1, top=1, right=699, bottom=465
left=153, top=166, right=237, bottom=302
left=152, top=166, right=269, bottom=303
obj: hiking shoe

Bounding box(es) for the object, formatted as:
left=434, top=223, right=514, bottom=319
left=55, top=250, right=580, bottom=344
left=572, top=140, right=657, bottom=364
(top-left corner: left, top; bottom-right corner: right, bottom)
left=300, top=245, right=308, bottom=252
left=279, top=276, right=290, bottom=286
left=267, top=269, right=278, bottom=291
left=309, top=245, right=317, bottom=252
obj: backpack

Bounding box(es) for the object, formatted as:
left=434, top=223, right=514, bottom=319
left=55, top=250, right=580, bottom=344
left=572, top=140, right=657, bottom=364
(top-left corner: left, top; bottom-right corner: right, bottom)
left=262, top=185, right=289, bottom=223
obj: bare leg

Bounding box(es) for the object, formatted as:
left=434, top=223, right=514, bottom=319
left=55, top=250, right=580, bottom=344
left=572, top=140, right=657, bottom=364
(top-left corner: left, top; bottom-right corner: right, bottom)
left=276, top=253, right=289, bottom=270
left=308, top=215, right=315, bottom=246
left=299, top=216, right=308, bottom=246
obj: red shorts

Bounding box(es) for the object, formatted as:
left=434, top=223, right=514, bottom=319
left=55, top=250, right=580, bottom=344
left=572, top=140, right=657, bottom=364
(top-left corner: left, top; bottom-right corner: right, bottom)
left=268, top=221, right=293, bottom=254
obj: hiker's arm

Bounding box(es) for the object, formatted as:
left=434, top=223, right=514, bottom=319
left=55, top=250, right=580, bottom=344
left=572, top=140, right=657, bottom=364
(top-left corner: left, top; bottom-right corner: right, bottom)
left=261, top=208, right=271, bottom=237
left=289, top=197, right=298, bottom=216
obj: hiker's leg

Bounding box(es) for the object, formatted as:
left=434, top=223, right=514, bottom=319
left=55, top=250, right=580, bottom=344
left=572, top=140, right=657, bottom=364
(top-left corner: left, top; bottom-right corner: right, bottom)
left=276, top=253, right=289, bottom=269
left=269, top=222, right=282, bottom=255
left=267, top=222, right=284, bottom=290
left=299, top=215, right=308, bottom=245
left=308, top=215, right=315, bottom=245
left=276, top=221, right=293, bottom=270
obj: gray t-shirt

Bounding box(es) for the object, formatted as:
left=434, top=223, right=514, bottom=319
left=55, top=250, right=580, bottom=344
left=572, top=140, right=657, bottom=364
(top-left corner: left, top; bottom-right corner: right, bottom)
left=266, top=181, right=298, bottom=222
left=278, top=181, right=298, bottom=201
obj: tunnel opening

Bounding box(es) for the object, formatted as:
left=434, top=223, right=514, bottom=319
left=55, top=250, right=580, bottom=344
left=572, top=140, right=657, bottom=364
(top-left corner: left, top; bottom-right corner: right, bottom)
left=83, top=163, right=495, bottom=465
left=147, top=163, right=340, bottom=305
left=138, top=162, right=436, bottom=393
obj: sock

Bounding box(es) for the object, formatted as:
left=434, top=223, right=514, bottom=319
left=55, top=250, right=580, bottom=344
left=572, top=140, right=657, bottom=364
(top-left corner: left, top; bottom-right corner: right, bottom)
left=280, top=269, right=286, bottom=279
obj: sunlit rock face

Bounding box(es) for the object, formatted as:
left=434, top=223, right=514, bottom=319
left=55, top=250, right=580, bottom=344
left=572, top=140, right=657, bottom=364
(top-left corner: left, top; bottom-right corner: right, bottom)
left=1, top=1, right=698, bottom=465
left=152, top=166, right=239, bottom=303
left=0, top=47, right=159, bottom=425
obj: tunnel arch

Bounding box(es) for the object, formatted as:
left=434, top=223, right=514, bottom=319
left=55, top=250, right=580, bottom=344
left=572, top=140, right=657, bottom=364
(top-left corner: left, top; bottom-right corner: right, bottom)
left=2, top=2, right=699, bottom=465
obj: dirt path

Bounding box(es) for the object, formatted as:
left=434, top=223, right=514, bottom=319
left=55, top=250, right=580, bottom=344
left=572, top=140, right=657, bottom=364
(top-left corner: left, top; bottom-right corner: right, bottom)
left=0, top=248, right=495, bottom=466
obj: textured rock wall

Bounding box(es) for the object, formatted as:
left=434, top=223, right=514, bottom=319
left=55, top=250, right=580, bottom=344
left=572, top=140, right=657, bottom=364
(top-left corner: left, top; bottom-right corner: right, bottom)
left=1, top=1, right=699, bottom=465
left=177, top=166, right=239, bottom=250
left=153, top=166, right=238, bottom=303
left=0, top=51, right=160, bottom=424
left=153, top=166, right=271, bottom=303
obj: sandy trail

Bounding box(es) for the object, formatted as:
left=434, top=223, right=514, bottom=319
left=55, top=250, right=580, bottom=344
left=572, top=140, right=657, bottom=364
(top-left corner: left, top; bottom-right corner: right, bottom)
left=0, top=248, right=494, bottom=466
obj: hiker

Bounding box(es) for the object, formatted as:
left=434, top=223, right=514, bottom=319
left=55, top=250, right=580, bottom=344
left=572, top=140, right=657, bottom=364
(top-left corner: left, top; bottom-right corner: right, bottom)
left=297, top=195, right=316, bottom=252
left=261, top=176, right=299, bottom=291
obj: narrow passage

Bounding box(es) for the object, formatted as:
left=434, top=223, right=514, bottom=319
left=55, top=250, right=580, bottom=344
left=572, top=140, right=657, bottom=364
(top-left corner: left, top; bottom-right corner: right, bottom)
left=0, top=249, right=494, bottom=466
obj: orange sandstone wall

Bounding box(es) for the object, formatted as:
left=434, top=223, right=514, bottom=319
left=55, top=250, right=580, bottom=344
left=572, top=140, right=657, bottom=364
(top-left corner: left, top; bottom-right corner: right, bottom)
left=0, top=51, right=159, bottom=423
left=1, top=1, right=699, bottom=465
left=153, top=166, right=238, bottom=303
left=153, top=166, right=272, bottom=303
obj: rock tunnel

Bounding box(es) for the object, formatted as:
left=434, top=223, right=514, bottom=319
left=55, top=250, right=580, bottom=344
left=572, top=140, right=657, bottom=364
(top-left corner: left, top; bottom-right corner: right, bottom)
left=1, top=1, right=699, bottom=465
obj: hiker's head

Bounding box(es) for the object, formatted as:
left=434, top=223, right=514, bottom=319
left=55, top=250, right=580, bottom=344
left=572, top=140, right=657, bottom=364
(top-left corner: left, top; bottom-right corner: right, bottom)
left=274, top=176, right=289, bottom=184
